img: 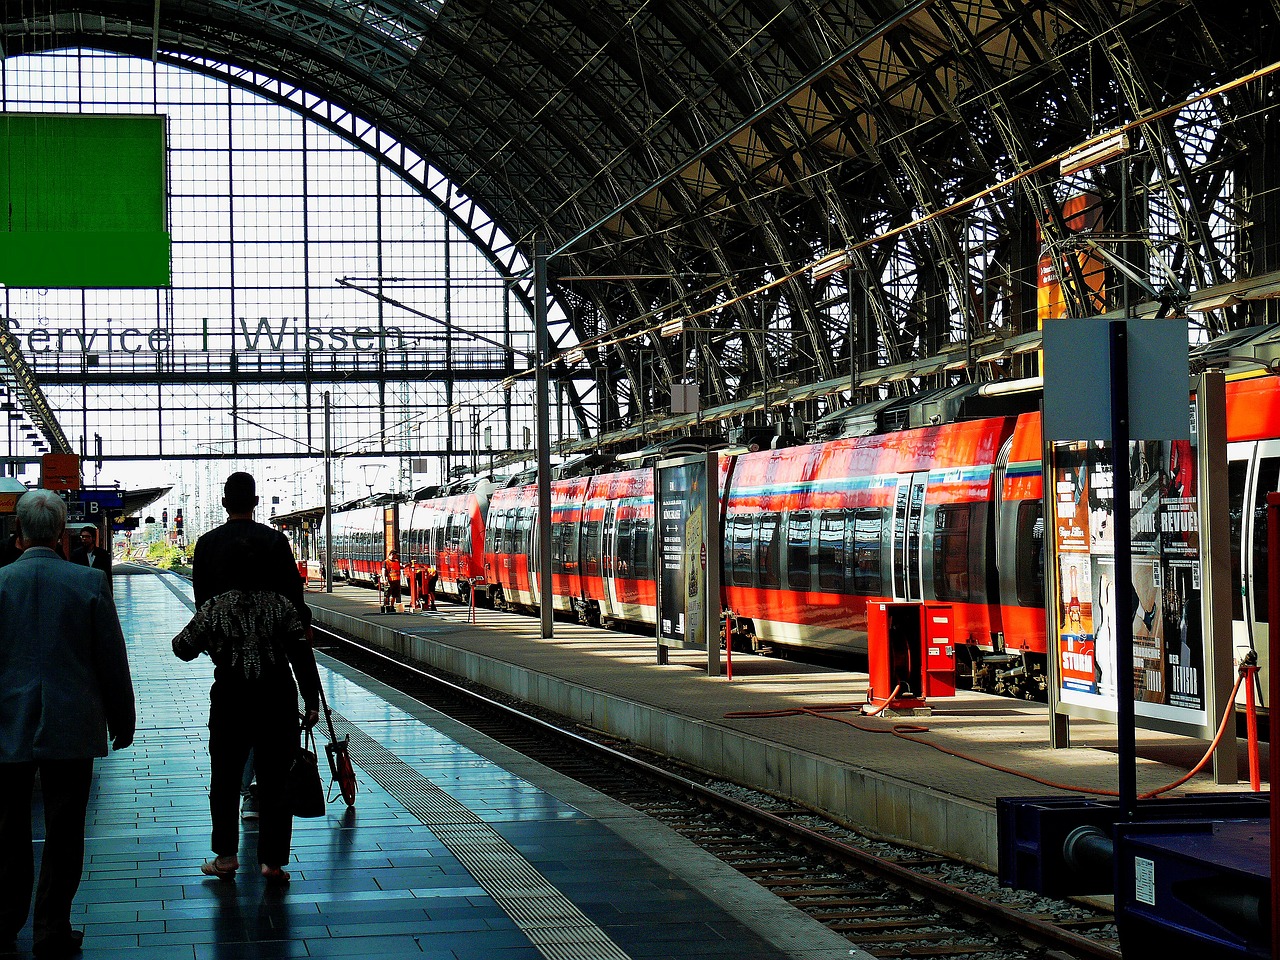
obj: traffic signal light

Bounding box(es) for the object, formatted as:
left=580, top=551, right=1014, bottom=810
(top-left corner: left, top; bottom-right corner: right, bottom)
left=174, top=508, right=183, bottom=533
left=162, top=508, right=168, bottom=527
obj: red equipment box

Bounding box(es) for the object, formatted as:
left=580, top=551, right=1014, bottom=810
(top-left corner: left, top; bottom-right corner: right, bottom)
left=867, top=602, right=956, bottom=710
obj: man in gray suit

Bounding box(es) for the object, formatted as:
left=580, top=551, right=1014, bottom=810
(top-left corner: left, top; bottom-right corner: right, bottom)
left=0, top=489, right=135, bottom=958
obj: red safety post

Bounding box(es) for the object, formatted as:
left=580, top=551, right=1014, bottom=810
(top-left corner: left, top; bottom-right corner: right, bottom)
left=407, top=561, right=420, bottom=610
left=724, top=613, right=733, bottom=682
left=1243, top=655, right=1261, bottom=792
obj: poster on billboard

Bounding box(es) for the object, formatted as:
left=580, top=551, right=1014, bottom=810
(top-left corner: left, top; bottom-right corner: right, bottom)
left=654, top=452, right=721, bottom=675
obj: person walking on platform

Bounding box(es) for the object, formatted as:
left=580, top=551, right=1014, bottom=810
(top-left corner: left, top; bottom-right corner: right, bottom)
left=70, top=527, right=112, bottom=592
left=381, top=549, right=402, bottom=613
left=193, top=473, right=311, bottom=631
left=424, top=562, right=439, bottom=611
left=0, top=489, right=135, bottom=958
left=173, top=567, right=321, bottom=886
left=189, top=472, right=318, bottom=880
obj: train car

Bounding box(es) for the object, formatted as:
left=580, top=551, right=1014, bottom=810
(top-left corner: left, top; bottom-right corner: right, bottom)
left=985, top=412, right=1046, bottom=698
left=585, top=468, right=656, bottom=628
left=1225, top=370, right=1280, bottom=709
left=482, top=414, right=1036, bottom=686
left=483, top=481, right=539, bottom=611
left=330, top=501, right=397, bottom=584
left=401, top=478, right=494, bottom=603
left=484, top=469, right=659, bottom=627
left=720, top=416, right=1019, bottom=665
left=482, top=474, right=592, bottom=618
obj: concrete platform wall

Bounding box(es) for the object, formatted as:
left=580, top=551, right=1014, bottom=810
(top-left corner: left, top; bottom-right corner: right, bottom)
left=313, top=606, right=998, bottom=868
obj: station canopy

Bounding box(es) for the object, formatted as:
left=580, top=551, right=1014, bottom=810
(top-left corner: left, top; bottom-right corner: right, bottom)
left=0, top=2, right=1270, bottom=486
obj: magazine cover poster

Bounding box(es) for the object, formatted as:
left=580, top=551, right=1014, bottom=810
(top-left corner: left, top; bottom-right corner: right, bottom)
left=1054, top=444, right=1090, bottom=554
left=1157, top=438, right=1204, bottom=711
left=1058, top=552, right=1097, bottom=694
left=1163, top=562, right=1204, bottom=710
left=1090, top=557, right=1117, bottom=699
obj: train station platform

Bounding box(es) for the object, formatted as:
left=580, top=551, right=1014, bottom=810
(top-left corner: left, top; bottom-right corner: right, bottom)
left=6, top=566, right=861, bottom=959
left=303, top=582, right=1261, bottom=873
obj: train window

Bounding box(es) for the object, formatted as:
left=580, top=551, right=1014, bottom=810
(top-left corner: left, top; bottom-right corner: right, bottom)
left=852, top=508, right=883, bottom=595
left=932, top=504, right=971, bottom=601
left=633, top=517, right=653, bottom=580
left=522, top=508, right=537, bottom=551
left=1253, top=456, right=1280, bottom=624
left=817, top=513, right=847, bottom=592
left=582, top=519, right=602, bottom=579
left=551, top=521, right=571, bottom=574
left=786, top=512, right=813, bottom=591
left=615, top=516, right=635, bottom=577
left=489, top=509, right=504, bottom=553
left=1015, top=503, right=1045, bottom=608
left=757, top=513, right=781, bottom=588
left=1229, top=459, right=1246, bottom=622
left=503, top=510, right=519, bottom=555
left=728, top=515, right=753, bottom=587
left=483, top=511, right=496, bottom=553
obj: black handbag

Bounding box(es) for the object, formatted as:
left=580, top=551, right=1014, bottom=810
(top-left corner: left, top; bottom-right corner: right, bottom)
left=289, top=728, right=326, bottom=818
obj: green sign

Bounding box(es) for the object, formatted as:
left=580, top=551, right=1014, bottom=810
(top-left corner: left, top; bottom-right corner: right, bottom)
left=0, top=114, right=170, bottom=287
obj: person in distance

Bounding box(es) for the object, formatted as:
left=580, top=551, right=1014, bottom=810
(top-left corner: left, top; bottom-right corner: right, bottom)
left=70, top=527, right=112, bottom=593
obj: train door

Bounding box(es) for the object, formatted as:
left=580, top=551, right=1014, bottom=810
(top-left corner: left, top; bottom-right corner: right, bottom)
left=580, top=506, right=603, bottom=607
left=1230, top=441, right=1280, bottom=705
left=601, top=499, right=620, bottom=621
left=891, top=472, right=928, bottom=602
left=527, top=503, right=542, bottom=608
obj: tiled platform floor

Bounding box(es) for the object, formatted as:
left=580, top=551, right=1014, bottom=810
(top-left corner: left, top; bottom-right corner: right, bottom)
left=3, top=569, right=860, bottom=960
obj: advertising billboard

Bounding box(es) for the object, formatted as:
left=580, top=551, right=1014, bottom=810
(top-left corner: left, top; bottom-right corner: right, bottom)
left=1050, top=436, right=1207, bottom=728
left=654, top=453, right=721, bottom=674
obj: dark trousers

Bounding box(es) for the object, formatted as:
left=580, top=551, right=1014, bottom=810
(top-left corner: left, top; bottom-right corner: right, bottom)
left=0, top=759, right=94, bottom=944
left=208, top=693, right=298, bottom=869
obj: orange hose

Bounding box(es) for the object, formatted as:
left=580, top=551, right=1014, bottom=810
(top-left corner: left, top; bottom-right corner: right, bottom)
left=724, top=672, right=1248, bottom=798
left=861, top=684, right=902, bottom=716
left=1138, top=672, right=1244, bottom=799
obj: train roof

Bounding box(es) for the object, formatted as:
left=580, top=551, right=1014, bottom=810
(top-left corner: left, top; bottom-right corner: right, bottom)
left=1190, top=322, right=1280, bottom=375
left=813, top=381, right=1040, bottom=441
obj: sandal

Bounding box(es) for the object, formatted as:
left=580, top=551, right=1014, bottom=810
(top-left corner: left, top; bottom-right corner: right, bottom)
left=260, top=865, right=290, bottom=886
left=200, top=855, right=238, bottom=880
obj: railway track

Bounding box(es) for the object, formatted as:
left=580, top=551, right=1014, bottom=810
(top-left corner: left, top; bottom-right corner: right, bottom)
left=313, top=623, right=1121, bottom=960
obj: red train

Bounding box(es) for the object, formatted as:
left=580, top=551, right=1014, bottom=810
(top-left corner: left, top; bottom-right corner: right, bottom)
left=328, top=478, right=491, bottom=603
left=474, top=409, right=1047, bottom=696
left=312, top=359, right=1280, bottom=703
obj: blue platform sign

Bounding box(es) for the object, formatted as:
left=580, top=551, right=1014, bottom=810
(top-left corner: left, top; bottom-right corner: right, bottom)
left=79, top=489, right=125, bottom=509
